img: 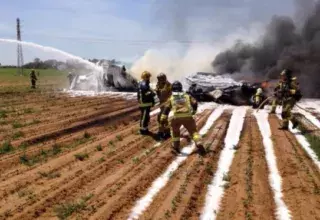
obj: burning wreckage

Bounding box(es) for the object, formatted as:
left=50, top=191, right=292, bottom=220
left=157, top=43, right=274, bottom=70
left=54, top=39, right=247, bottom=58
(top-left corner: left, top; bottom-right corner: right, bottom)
left=185, top=72, right=269, bottom=107
left=69, top=67, right=268, bottom=107
left=68, top=60, right=138, bottom=92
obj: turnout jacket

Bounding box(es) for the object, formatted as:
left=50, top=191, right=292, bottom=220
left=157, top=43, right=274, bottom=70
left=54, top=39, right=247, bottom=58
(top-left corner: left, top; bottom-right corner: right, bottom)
left=163, top=92, right=198, bottom=118
left=137, top=80, right=155, bottom=107
left=155, top=81, right=172, bottom=104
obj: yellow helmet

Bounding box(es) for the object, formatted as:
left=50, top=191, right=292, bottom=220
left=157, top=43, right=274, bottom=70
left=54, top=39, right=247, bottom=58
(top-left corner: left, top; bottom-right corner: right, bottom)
left=141, top=71, right=151, bottom=80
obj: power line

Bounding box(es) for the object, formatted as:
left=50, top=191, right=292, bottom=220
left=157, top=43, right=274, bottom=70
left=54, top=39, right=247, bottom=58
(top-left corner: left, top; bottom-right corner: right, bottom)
left=25, top=33, right=213, bottom=45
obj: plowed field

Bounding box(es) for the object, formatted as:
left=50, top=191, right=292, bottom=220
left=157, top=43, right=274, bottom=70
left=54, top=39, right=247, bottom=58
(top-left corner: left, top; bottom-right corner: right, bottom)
left=0, top=91, right=319, bottom=220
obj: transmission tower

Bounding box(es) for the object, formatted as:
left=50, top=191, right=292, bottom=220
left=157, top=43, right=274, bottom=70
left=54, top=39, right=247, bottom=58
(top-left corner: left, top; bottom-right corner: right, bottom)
left=16, top=18, right=24, bottom=75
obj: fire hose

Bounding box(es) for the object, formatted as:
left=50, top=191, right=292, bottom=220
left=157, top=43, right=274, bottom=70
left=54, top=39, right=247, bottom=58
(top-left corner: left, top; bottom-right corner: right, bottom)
left=256, top=96, right=315, bottom=114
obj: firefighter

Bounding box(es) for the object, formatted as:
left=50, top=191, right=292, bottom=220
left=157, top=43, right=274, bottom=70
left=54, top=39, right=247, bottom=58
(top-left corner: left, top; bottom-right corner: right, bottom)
left=270, top=75, right=284, bottom=114
left=155, top=73, right=172, bottom=140
left=252, top=88, right=265, bottom=109
left=275, top=69, right=302, bottom=130
left=30, top=69, right=37, bottom=89
left=67, top=72, right=75, bottom=86
left=160, top=81, right=205, bottom=155
left=137, top=71, right=155, bottom=135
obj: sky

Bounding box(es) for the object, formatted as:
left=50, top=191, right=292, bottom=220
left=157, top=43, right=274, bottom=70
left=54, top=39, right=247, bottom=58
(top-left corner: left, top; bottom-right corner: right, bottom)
left=0, top=0, right=296, bottom=65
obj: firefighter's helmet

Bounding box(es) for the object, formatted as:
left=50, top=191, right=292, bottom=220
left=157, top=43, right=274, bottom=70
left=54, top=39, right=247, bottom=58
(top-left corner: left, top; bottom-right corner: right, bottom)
left=172, top=81, right=183, bottom=92
left=141, top=71, right=151, bottom=80
left=257, top=88, right=263, bottom=95
left=157, top=72, right=167, bottom=81
left=280, top=69, right=292, bottom=78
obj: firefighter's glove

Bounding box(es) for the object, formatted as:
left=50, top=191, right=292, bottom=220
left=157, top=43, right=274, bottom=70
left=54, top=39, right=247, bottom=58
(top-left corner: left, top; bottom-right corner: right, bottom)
left=160, top=115, right=168, bottom=123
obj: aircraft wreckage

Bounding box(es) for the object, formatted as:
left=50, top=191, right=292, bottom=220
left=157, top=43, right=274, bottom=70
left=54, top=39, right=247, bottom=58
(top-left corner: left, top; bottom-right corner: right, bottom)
left=69, top=67, right=268, bottom=106
left=185, top=72, right=269, bottom=106
left=69, top=60, right=138, bottom=92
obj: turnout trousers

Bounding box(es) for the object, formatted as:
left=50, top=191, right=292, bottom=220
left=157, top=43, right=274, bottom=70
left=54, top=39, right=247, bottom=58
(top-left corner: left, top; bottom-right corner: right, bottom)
left=31, top=80, right=36, bottom=89
left=281, top=98, right=297, bottom=128
left=139, top=107, right=151, bottom=133
left=170, top=116, right=201, bottom=150
left=157, top=106, right=170, bottom=135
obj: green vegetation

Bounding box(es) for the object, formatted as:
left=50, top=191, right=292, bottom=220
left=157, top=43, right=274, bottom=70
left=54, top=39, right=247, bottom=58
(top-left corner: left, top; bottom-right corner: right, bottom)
left=23, top=108, right=35, bottom=114
left=74, top=153, right=89, bottom=161
left=54, top=194, right=93, bottom=220
left=20, top=144, right=62, bottom=166
left=96, top=144, right=103, bottom=151
left=116, top=135, right=123, bottom=142
left=0, top=68, right=68, bottom=92
left=0, top=141, right=14, bottom=155
left=38, top=170, right=61, bottom=179
left=83, top=131, right=91, bottom=139
left=68, top=134, right=93, bottom=149
left=97, top=157, right=105, bottom=163
left=298, top=125, right=320, bottom=160
left=12, top=121, right=24, bottom=129
left=223, top=172, right=231, bottom=189
left=0, top=110, right=8, bottom=119
left=12, top=131, right=24, bottom=139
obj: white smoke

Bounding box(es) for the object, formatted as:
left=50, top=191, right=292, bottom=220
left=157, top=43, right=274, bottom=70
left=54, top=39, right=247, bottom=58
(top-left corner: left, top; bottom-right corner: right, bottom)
left=130, top=23, right=264, bottom=83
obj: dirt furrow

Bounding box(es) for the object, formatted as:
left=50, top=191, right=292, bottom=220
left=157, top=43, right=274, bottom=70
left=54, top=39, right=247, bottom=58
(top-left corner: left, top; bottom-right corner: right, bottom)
left=217, top=112, right=275, bottom=220
left=269, top=115, right=320, bottom=220
left=0, top=100, right=135, bottom=142
left=3, top=111, right=211, bottom=219
left=9, top=103, right=138, bottom=147
left=0, top=110, right=141, bottom=178
left=137, top=112, right=230, bottom=220
left=1, top=97, right=129, bottom=128
left=0, top=128, right=156, bottom=218
left=71, top=111, right=212, bottom=220
left=0, top=112, right=150, bottom=199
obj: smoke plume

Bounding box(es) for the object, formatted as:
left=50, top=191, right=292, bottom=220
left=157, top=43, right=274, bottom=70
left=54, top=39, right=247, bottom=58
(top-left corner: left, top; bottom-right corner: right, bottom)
left=213, top=0, right=320, bottom=97
left=130, top=0, right=262, bottom=83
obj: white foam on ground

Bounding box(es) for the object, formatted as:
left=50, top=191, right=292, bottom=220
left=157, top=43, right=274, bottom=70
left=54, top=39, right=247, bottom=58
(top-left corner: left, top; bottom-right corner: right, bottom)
left=254, top=110, right=292, bottom=220
left=276, top=108, right=320, bottom=168
left=296, top=108, right=320, bottom=129
left=127, top=107, right=224, bottom=220
left=65, top=90, right=137, bottom=100
left=150, top=108, right=161, bottom=116
left=299, top=99, right=320, bottom=114
left=200, top=107, right=247, bottom=220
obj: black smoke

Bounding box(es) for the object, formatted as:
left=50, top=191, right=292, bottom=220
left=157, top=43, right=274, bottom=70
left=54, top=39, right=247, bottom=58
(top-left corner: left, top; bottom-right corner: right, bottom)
left=213, top=1, right=320, bottom=97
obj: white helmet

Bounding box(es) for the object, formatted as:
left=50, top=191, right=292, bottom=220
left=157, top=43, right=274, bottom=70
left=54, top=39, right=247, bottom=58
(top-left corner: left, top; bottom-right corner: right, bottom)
left=257, top=88, right=263, bottom=95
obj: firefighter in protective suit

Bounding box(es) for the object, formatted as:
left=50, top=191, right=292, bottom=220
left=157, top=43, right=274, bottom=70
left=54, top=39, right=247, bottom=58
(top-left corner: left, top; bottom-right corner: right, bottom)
left=160, top=81, right=205, bottom=155
left=252, top=88, right=264, bottom=109
left=155, top=73, right=172, bottom=140
left=30, top=69, right=38, bottom=89
left=137, top=71, right=155, bottom=135
left=275, top=69, right=302, bottom=130
left=270, top=75, right=284, bottom=114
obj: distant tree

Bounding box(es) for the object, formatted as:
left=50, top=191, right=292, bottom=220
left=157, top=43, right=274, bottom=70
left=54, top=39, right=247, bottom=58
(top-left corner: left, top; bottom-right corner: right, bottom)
left=34, top=58, right=41, bottom=63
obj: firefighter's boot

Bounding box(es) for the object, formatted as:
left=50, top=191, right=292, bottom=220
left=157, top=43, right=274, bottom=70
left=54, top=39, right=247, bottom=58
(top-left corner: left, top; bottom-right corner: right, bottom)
left=291, top=119, right=299, bottom=129
left=196, top=143, right=206, bottom=156
left=279, top=119, right=289, bottom=130
left=171, top=141, right=181, bottom=154
left=157, top=131, right=165, bottom=141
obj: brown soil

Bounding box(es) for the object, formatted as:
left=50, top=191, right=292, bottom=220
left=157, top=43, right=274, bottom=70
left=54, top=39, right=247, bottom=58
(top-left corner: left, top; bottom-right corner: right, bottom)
left=217, top=112, right=276, bottom=220
left=269, top=115, right=320, bottom=220
left=1, top=90, right=320, bottom=220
